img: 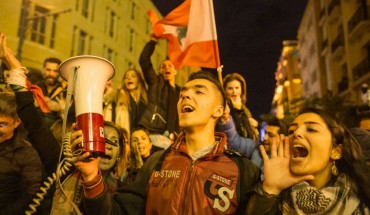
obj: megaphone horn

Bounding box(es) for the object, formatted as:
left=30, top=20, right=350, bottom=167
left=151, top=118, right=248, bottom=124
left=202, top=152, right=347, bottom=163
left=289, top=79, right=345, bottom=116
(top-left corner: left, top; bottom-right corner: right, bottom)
left=59, top=55, right=115, bottom=157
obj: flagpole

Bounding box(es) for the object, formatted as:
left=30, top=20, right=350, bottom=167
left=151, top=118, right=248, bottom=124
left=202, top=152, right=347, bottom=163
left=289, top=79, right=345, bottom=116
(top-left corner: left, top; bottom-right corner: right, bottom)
left=208, top=0, right=222, bottom=84
left=217, top=65, right=224, bottom=85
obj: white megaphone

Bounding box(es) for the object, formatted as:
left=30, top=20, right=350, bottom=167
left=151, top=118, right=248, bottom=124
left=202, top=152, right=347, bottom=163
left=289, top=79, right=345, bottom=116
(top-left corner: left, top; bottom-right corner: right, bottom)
left=59, top=55, right=115, bottom=157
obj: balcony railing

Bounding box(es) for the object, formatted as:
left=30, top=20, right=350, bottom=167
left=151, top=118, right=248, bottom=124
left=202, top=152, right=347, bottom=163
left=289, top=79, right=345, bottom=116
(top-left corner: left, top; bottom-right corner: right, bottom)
left=348, top=6, right=370, bottom=33
left=328, top=0, right=340, bottom=15
left=331, top=33, right=344, bottom=53
left=352, top=58, right=370, bottom=80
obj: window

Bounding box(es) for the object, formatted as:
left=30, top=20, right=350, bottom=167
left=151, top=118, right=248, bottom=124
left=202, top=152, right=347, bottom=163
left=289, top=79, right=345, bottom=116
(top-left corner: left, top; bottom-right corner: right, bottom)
left=75, top=0, right=79, bottom=11
left=82, top=0, right=89, bottom=18
left=106, top=48, right=114, bottom=61
left=71, top=26, right=77, bottom=56
left=50, top=15, right=57, bottom=48
left=131, top=2, right=136, bottom=20
left=146, top=18, right=150, bottom=34
left=109, top=11, right=116, bottom=37
left=78, top=30, right=87, bottom=55
left=129, top=29, right=134, bottom=52
left=88, top=36, right=93, bottom=54
left=31, top=5, right=49, bottom=44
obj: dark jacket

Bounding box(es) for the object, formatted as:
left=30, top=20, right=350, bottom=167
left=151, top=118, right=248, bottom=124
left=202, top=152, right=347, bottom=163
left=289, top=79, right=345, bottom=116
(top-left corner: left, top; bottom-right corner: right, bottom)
left=15, top=92, right=61, bottom=175
left=37, top=81, right=63, bottom=127
left=128, top=94, right=147, bottom=132
left=0, top=129, right=42, bottom=214
left=15, top=91, right=62, bottom=215
left=82, top=132, right=261, bottom=214
left=138, top=40, right=180, bottom=134
left=217, top=116, right=263, bottom=169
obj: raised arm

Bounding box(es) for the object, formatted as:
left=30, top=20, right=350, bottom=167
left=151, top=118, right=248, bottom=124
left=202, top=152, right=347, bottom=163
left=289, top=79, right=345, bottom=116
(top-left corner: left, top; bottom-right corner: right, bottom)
left=0, top=32, right=60, bottom=174
left=139, top=39, right=160, bottom=86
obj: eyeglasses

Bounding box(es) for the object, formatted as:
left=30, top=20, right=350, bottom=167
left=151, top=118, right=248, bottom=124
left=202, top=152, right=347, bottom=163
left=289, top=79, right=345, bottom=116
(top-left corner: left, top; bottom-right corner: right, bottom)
left=0, top=121, right=15, bottom=129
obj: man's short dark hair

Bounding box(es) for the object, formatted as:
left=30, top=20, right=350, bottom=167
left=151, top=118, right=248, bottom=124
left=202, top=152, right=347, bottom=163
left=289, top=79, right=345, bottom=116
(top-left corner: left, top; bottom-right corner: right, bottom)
left=0, top=92, right=18, bottom=118
left=356, top=105, right=370, bottom=127
left=187, top=71, right=226, bottom=108
left=43, top=57, right=62, bottom=67
left=265, top=115, right=288, bottom=135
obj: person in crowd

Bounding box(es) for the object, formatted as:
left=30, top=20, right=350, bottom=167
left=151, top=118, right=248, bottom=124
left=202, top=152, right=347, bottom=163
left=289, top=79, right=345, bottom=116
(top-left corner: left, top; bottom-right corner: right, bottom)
left=102, top=79, right=117, bottom=123
left=1, top=32, right=62, bottom=214
left=223, top=72, right=258, bottom=140
left=260, top=115, right=288, bottom=155
left=356, top=106, right=370, bottom=131
left=107, top=68, right=148, bottom=133
left=138, top=36, right=180, bottom=148
left=37, top=57, right=66, bottom=127
left=51, top=121, right=129, bottom=214
left=218, top=104, right=262, bottom=168
left=0, top=92, right=42, bottom=214
left=49, top=117, right=74, bottom=145
left=118, top=128, right=162, bottom=186
left=349, top=127, right=370, bottom=166
left=1, top=32, right=127, bottom=214
left=72, top=71, right=261, bottom=214
left=248, top=107, right=370, bottom=214
left=218, top=109, right=289, bottom=179
left=130, top=128, right=163, bottom=163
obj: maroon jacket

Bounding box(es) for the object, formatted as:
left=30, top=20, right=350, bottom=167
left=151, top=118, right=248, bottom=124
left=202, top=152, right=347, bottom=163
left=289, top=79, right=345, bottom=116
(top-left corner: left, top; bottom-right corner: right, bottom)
left=82, top=132, right=261, bottom=214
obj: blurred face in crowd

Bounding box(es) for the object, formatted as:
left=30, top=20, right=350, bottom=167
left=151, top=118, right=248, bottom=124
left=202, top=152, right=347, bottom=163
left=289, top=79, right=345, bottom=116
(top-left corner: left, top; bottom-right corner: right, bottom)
left=42, top=62, right=60, bottom=87
left=178, top=79, right=224, bottom=130
left=131, top=129, right=152, bottom=158
left=225, top=80, right=242, bottom=101
left=288, top=113, right=342, bottom=181
left=262, top=125, right=280, bottom=153
left=124, top=70, right=139, bottom=91
left=0, top=115, right=21, bottom=144
left=160, top=60, right=177, bottom=82
left=359, top=118, right=370, bottom=132
left=99, top=126, right=120, bottom=171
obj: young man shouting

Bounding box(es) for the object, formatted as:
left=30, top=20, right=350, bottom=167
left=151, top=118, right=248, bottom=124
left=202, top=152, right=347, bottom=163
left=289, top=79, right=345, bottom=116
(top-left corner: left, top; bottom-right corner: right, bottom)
left=74, top=71, right=261, bottom=214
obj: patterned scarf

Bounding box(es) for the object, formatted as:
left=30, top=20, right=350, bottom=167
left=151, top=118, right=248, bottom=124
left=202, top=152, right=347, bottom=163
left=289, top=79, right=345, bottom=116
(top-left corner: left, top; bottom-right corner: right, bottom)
left=282, top=174, right=369, bottom=215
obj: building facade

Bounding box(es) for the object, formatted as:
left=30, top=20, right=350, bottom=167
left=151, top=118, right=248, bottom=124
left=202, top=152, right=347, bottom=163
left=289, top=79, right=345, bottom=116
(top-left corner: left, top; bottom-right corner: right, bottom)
left=272, top=0, right=370, bottom=118
left=272, top=40, right=302, bottom=118
left=298, top=0, right=370, bottom=105
left=0, top=0, right=193, bottom=87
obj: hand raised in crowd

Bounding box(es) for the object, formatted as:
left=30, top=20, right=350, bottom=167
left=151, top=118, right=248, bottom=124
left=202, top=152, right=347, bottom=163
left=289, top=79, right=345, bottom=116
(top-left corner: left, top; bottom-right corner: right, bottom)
left=0, top=32, right=21, bottom=69
left=219, top=103, right=231, bottom=124
left=230, top=96, right=242, bottom=110
left=70, top=125, right=100, bottom=182
left=260, top=135, right=314, bottom=195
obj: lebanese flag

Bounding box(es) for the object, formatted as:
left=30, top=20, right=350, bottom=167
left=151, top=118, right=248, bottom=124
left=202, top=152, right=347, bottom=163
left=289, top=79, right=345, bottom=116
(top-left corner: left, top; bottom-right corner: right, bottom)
left=148, top=0, right=220, bottom=69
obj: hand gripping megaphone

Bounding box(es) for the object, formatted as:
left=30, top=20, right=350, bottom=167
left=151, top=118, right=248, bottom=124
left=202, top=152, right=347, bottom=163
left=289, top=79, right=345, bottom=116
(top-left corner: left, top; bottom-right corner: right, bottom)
left=59, top=55, right=115, bottom=157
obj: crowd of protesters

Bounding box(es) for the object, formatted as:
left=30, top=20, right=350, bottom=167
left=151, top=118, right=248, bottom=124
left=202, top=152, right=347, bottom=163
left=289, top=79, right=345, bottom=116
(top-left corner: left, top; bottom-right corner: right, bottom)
left=1, top=28, right=370, bottom=215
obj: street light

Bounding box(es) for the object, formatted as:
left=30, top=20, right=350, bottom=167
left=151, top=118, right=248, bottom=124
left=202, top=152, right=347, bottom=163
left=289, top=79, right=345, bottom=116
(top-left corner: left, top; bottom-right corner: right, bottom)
left=16, top=0, right=71, bottom=60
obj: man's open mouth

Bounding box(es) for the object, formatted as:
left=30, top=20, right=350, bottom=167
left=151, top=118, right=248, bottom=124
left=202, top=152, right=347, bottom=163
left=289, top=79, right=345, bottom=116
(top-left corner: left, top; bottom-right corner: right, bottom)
left=181, top=105, right=194, bottom=113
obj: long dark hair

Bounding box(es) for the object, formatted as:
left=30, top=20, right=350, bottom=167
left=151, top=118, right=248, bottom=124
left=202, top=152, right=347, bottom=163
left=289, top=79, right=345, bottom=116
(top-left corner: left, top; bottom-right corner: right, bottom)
left=298, top=107, right=370, bottom=207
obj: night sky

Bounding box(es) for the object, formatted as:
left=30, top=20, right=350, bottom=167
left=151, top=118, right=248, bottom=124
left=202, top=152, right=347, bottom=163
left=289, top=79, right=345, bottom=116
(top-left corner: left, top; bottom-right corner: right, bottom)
left=152, top=0, right=308, bottom=120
